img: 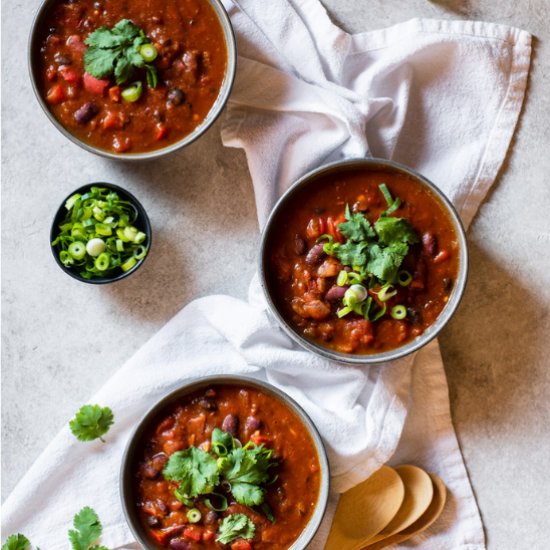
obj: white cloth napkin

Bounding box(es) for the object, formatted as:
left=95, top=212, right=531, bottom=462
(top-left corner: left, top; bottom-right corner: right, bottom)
left=3, top=1, right=531, bottom=549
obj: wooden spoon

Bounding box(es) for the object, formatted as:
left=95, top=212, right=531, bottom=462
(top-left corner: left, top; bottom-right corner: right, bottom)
left=325, top=465, right=405, bottom=550
left=363, top=473, right=447, bottom=549
left=364, top=464, right=434, bottom=545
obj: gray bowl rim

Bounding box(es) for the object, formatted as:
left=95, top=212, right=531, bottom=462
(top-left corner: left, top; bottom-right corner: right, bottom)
left=120, top=374, right=330, bottom=550
left=28, top=0, right=237, bottom=161
left=259, top=157, right=469, bottom=365
left=50, top=181, right=152, bottom=284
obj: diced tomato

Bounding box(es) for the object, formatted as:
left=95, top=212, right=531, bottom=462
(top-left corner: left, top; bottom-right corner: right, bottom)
left=155, top=123, right=169, bottom=141
left=202, top=529, right=216, bottom=542
left=306, top=216, right=327, bottom=240
left=183, top=526, right=202, bottom=542
left=46, top=65, right=57, bottom=81
left=66, top=34, right=86, bottom=54
left=83, top=73, right=109, bottom=96
left=102, top=111, right=124, bottom=130
left=59, top=66, right=80, bottom=84
left=231, top=539, right=253, bottom=550
left=149, top=526, right=185, bottom=546
left=108, top=85, right=121, bottom=102
left=250, top=431, right=271, bottom=446
left=112, top=135, right=132, bottom=153
left=46, top=84, right=65, bottom=105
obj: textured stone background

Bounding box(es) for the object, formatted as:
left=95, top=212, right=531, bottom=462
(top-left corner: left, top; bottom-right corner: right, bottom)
left=2, top=0, right=549, bottom=548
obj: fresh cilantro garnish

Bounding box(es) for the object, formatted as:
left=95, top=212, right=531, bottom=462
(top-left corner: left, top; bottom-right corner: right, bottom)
left=1, top=534, right=31, bottom=550
left=163, top=447, right=219, bottom=498
left=84, top=19, right=158, bottom=87
left=218, top=443, right=276, bottom=506
left=366, top=242, right=409, bottom=283
left=69, top=405, right=114, bottom=443
left=338, top=204, right=375, bottom=242
left=216, top=513, right=256, bottom=545
left=68, top=507, right=108, bottom=550
left=374, top=216, right=419, bottom=247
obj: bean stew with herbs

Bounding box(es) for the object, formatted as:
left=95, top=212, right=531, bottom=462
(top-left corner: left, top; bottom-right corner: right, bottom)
left=132, top=384, right=322, bottom=549
left=35, top=0, right=228, bottom=154
left=264, top=167, right=460, bottom=355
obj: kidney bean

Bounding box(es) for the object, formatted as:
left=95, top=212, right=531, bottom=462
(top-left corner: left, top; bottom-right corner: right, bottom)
left=305, top=243, right=326, bottom=266
left=221, top=414, right=239, bottom=437
left=244, top=416, right=261, bottom=434
left=167, top=88, right=185, bottom=106
left=294, top=234, right=306, bottom=255
left=422, top=231, right=438, bottom=256
left=407, top=307, right=422, bottom=325
left=147, top=515, right=160, bottom=527
left=151, top=452, right=168, bottom=469
left=325, top=285, right=348, bottom=302
left=169, top=538, right=191, bottom=550
left=74, top=102, right=98, bottom=124
left=198, top=397, right=217, bottom=411
left=54, top=53, right=71, bottom=65
left=204, top=510, right=219, bottom=524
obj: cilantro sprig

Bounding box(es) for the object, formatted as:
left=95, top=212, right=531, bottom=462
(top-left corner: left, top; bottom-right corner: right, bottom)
left=216, top=514, right=256, bottom=545
left=1, top=534, right=33, bottom=550
left=84, top=19, right=158, bottom=88
left=69, top=507, right=108, bottom=550
left=69, top=405, right=114, bottom=443
left=162, top=428, right=278, bottom=509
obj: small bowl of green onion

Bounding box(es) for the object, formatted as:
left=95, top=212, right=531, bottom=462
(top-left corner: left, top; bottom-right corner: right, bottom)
left=50, top=183, right=151, bottom=284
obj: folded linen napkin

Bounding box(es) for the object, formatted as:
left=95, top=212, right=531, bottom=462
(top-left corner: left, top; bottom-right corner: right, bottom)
left=2, top=1, right=531, bottom=549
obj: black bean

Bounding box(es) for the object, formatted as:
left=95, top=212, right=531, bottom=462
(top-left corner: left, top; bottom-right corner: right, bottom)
left=221, top=414, right=239, bottom=437
left=407, top=307, right=422, bottom=325
left=169, top=538, right=191, bottom=550
left=305, top=243, right=326, bottom=266
left=325, top=285, right=348, bottom=302
left=204, top=510, right=219, bottom=524
left=167, top=88, right=185, bottom=106
left=244, top=416, right=261, bottom=433
left=155, top=499, right=168, bottom=515
left=443, top=277, right=454, bottom=291
left=74, top=102, right=98, bottom=124
left=294, top=234, right=306, bottom=255
left=142, top=464, right=160, bottom=479
left=147, top=516, right=160, bottom=527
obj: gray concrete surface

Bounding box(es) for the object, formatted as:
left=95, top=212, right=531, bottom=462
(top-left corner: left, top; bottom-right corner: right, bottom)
left=2, top=0, right=549, bottom=548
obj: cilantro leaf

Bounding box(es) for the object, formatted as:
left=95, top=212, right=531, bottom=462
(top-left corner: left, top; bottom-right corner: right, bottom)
left=163, top=447, right=219, bottom=498
left=366, top=242, right=409, bottom=283
left=374, top=216, right=419, bottom=246
left=1, top=534, right=31, bottom=550
left=68, top=507, right=104, bottom=550
left=219, top=444, right=276, bottom=507
left=84, top=19, right=158, bottom=87
left=211, top=427, right=236, bottom=456
left=333, top=240, right=368, bottom=267
left=338, top=204, right=375, bottom=242
left=69, top=405, right=114, bottom=442
left=216, top=514, right=256, bottom=545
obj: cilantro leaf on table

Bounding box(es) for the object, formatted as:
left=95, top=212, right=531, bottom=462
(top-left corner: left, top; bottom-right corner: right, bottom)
left=163, top=447, right=219, bottom=498
left=338, top=204, right=375, bottom=242
left=218, top=444, right=277, bottom=506
left=216, top=513, right=256, bottom=545
left=1, top=534, right=31, bottom=550
left=84, top=19, right=158, bottom=87
left=69, top=404, right=114, bottom=442
left=68, top=507, right=108, bottom=550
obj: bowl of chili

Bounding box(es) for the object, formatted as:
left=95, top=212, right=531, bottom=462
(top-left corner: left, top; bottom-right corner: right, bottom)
left=29, top=0, right=236, bottom=159
left=120, top=375, right=330, bottom=550
left=50, top=182, right=151, bottom=283
left=260, top=158, right=468, bottom=364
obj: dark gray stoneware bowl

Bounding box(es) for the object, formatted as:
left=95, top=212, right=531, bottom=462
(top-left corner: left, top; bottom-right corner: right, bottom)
left=259, top=157, right=469, bottom=365
left=120, top=375, right=330, bottom=549
left=28, top=0, right=236, bottom=160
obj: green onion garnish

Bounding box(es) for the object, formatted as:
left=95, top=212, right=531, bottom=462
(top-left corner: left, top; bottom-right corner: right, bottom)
left=377, top=284, right=398, bottom=302
left=391, top=305, right=407, bottom=320
left=187, top=508, right=202, bottom=523
left=379, top=183, right=394, bottom=206
left=397, top=270, right=413, bottom=286
left=52, top=186, right=148, bottom=279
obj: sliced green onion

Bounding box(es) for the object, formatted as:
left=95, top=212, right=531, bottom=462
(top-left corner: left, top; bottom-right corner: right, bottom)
left=391, top=305, right=407, bottom=320
left=139, top=43, right=158, bottom=62
left=133, top=246, right=147, bottom=260
left=186, top=508, right=202, bottom=523
left=344, top=284, right=368, bottom=305
left=59, top=250, right=74, bottom=267
left=372, top=303, right=387, bottom=321
left=95, top=252, right=111, bottom=271
left=121, top=256, right=137, bottom=272
left=86, top=238, right=106, bottom=257
left=93, top=206, right=105, bottom=221
left=174, top=488, right=193, bottom=506
left=204, top=493, right=229, bottom=512
left=116, top=239, right=124, bottom=252
left=95, top=223, right=112, bottom=236
left=68, top=241, right=86, bottom=261
left=384, top=197, right=401, bottom=215
left=379, top=183, right=394, bottom=206
left=377, top=284, right=397, bottom=302
left=316, top=233, right=333, bottom=244
left=362, top=296, right=373, bottom=320
left=397, top=270, right=413, bottom=286
left=336, top=270, right=348, bottom=286
left=123, top=226, right=138, bottom=241
left=134, top=231, right=146, bottom=244
left=337, top=306, right=353, bottom=318
left=347, top=271, right=364, bottom=285
left=65, top=193, right=81, bottom=210
left=122, top=81, right=143, bottom=103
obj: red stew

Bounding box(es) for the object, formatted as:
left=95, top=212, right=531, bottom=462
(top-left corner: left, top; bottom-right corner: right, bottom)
left=133, top=384, right=321, bottom=549
left=36, top=0, right=227, bottom=153
left=265, top=168, right=460, bottom=355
